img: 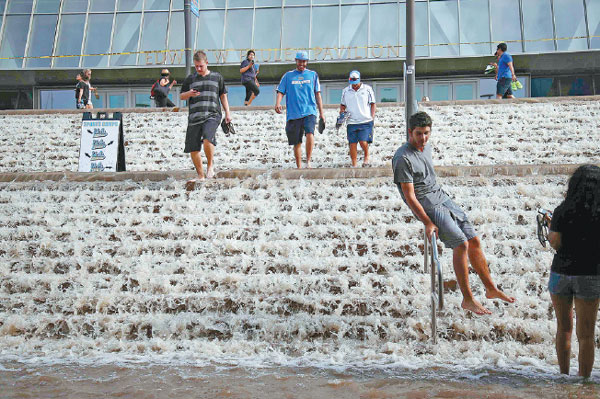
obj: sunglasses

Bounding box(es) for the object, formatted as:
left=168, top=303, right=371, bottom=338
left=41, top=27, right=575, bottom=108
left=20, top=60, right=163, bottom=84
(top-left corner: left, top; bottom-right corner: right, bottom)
left=350, top=77, right=359, bottom=81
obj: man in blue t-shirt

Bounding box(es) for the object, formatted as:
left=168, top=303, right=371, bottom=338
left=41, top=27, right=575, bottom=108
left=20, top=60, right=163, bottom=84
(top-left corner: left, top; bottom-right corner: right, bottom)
left=275, top=51, right=325, bottom=169
left=494, top=43, right=517, bottom=99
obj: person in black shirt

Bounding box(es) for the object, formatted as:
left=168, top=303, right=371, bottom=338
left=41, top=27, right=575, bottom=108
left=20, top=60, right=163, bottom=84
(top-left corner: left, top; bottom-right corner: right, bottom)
left=154, top=68, right=177, bottom=108
left=76, top=69, right=95, bottom=109
left=180, top=51, right=231, bottom=181
left=548, top=164, right=600, bottom=378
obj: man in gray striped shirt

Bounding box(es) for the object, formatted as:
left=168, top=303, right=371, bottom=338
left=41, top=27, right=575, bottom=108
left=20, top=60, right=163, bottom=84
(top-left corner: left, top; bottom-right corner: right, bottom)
left=181, top=51, right=232, bottom=181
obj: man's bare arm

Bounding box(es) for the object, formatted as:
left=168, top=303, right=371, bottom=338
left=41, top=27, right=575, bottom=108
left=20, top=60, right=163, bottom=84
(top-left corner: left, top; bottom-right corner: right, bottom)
left=400, top=182, right=438, bottom=239
left=508, top=61, right=517, bottom=81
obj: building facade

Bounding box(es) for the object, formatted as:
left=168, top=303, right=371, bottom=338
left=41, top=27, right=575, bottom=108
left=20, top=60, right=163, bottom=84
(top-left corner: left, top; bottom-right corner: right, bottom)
left=0, top=0, right=598, bottom=109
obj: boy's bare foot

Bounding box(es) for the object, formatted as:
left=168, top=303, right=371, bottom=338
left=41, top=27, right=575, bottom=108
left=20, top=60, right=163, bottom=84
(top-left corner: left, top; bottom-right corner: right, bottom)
left=461, top=298, right=492, bottom=315
left=306, top=161, right=312, bottom=169
left=486, top=288, right=516, bottom=303
left=206, top=166, right=215, bottom=179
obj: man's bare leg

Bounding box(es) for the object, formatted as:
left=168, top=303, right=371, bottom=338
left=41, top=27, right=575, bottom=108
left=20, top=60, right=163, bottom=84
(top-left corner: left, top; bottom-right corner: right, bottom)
left=349, top=143, right=358, bottom=167
left=190, top=150, right=205, bottom=180
left=467, top=237, right=515, bottom=303
left=203, top=139, right=215, bottom=178
left=305, top=133, right=314, bottom=168
left=359, top=141, right=369, bottom=166
left=293, top=143, right=302, bottom=169
left=453, top=241, right=491, bottom=315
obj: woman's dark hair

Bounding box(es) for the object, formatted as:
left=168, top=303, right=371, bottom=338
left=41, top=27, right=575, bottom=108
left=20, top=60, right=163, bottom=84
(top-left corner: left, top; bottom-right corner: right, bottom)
left=562, top=164, right=600, bottom=221
left=246, top=50, right=255, bottom=58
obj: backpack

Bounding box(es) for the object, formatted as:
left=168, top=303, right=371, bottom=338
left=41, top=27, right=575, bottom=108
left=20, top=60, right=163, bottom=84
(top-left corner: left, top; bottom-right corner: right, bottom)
left=150, top=79, right=160, bottom=99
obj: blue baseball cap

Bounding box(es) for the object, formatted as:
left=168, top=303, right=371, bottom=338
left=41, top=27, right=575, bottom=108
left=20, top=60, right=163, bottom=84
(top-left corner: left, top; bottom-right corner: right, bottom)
left=349, top=70, right=361, bottom=83
left=295, top=51, right=309, bottom=61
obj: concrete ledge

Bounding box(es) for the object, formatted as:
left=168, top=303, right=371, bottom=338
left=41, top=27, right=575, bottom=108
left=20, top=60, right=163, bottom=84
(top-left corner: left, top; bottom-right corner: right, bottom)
left=2, top=95, right=600, bottom=116
left=0, top=163, right=595, bottom=184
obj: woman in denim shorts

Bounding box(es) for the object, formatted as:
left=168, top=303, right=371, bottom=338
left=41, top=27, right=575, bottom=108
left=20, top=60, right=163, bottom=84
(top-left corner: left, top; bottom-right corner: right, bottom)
left=548, top=164, right=600, bottom=378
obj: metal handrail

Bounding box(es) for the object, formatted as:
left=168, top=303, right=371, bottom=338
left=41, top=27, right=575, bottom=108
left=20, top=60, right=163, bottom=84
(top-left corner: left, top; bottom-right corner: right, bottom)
left=423, top=230, right=444, bottom=343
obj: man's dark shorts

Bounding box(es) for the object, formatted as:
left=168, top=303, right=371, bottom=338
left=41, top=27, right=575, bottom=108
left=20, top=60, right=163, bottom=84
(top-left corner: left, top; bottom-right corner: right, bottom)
left=184, top=116, right=219, bottom=153
left=285, top=115, right=316, bottom=145
left=497, top=77, right=513, bottom=97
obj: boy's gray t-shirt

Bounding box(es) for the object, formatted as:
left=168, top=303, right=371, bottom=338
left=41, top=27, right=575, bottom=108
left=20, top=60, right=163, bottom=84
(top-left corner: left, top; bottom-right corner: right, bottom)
left=392, top=142, right=450, bottom=211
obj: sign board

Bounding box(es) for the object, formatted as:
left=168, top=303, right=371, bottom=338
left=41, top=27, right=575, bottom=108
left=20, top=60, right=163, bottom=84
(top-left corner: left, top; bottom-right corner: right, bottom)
left=78, top=112, right=126, bottom=172
left=191, top=0, right=199, bottom=17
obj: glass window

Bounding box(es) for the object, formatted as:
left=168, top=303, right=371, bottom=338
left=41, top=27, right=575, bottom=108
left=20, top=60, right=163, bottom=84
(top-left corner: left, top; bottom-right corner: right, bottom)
left=173, top=0, right=183, bottom=8
left=196, top=10, right=225, bottom=63
left=478, top=78, right=497, bottom=99
left=134, top=93, right=151, bottom=107
left=313, top=0, right=337, bottom=4
left=223, top=9, right=253, bottom=63
left=490, top=0, right=522, bottom=53
left=138, top=11, right=168, bottom=65
left=117, top=0, right=142, bottom=11
left=35, top=0, right=60, bottom=13
left=248, top=84, right=275, bottom=106
left=90, top=0, right=115, bottom=12
left=454, top=82, right=475, bottom=100
left=521, top=0, right=554, bottom=52
left=145, top=0, right=170, bottom=10
left=400, top=2, right=428, bottom=57
left=282, top=7, right=309, bottom=55
left=199, top=0, right=226, bottom=8
left=63, top=0, right=89, bottom=13
left=7, top=0, right=32, bottom=13
left=340, top=5, right=367, bottom=58
left=311, top=6, right=339, bottom=49
left=0, top=0, right=6, bottom=14
left=430, top=83, right=450, bottom=101
left=40, top=90, right=76, bottom=110
left=371, top=3, right=398, bottom=49
left=0, top=15, right=31, bottom=68
left=553, top=0, right=587, bottom=51
left=25, top=14, right=58, bottom=68
left=560, top=76, right=593, bottom=96
left=54, top=14, right=86, bottom=67
left=226, top=86, right=246, bottom=107
left=342, top=0, right=367, bottom=3
left=531, top=77, right=558, bottom=97
left=460, top=0, right=491, bottom=56
left=168, top=11, right=196, bottom=56
left=94, top=92, right=105, bottom=108
left=285, top=0, right=310, bottom=5
left=254, top=8, right=282, bottom=63
left=415, top=84, right=423, bottom=102
left=228, top=0, right=253, bottom=7
left=255, top=0, right=280, bottom=6
left=108, top=93, right=126, bottom=108
left=587, top=0, right=600, bottom=49
left=377, top=86, right=399, bottom=103
left=327, top=87, right=344, bottom=105
left=429, top=0, right=459, bottom=57
left=111, top=12, right=141, bottom=65
left=83, top=13, right=114, bottom=67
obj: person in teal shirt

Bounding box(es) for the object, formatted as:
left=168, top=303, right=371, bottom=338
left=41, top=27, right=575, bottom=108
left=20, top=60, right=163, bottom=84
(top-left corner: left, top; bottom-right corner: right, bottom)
left=275, top=51, right=325, bottom=169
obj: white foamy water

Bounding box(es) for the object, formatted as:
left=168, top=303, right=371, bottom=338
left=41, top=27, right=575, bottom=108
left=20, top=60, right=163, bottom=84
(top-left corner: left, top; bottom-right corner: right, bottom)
left=0, top=100, right=599, bottom=173
left=0, top=175, right=582, bottom=378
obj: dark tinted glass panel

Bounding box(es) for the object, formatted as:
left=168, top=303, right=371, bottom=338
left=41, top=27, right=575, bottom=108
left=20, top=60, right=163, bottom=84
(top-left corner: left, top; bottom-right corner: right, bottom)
left=531, top=77, right=558, bottom=97
left=553, top=0, right=587, bottom=51
left=522, top=0, right=554, bottom=52
left=54, top=14, right=86, bottom=67
left=83, top=13, right=114, bottom=67
left=460, top=0, right=491, bottom=56
left=138, top=11, right=168, bottom=65
left=145, top=0, right=170, bottom=10
left=90, top=0, right=116, bottom=12
left=118, top=0, right=142, bottom=11
left=0, top=15, right=31, bottom=68
left=0, top=90, right=32, bottom=109
left=111, top=12, right=141, bottom=65
left=26, top=14, right=58, bottom=68
left=7, top=0, right=32, bottom=13
left=35, top=0, right=60, bottom=13
left=560, top=76, right=593, bottom=96
left=63, top=0, right=88, bottom=12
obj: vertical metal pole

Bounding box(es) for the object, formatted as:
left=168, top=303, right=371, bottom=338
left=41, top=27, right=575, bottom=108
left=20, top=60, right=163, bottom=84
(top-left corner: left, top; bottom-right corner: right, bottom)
left=405, top=0, right=416, bottom=141
left=184, top=0, right=192, bottom=77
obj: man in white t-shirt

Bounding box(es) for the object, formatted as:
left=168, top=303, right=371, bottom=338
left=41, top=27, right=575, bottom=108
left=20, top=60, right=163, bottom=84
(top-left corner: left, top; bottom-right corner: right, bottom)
left=339, top=70, right=376, bottom=167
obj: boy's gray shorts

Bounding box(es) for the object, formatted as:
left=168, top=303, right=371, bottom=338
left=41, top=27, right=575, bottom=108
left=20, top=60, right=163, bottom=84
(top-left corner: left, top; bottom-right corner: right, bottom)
left=427, top=199, right=477, bottom=249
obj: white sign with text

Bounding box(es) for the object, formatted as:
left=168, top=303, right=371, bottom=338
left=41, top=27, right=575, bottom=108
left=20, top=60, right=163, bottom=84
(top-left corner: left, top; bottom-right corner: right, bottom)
left=78, top=119, right=121, bottom=172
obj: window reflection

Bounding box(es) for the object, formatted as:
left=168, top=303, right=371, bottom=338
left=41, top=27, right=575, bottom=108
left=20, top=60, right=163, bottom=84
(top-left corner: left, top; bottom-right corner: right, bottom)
left=0, top=0, right=6, bottom=14
left=255, top=0, right=280, bottom=6
left=522, top=0, right=554, bottom=52
left=139, top=11, right=168, bottom=65
left=224, top=9, right=253, bottom=63
left=196, top=10, right=225, bottom=63
left=111, top=12, right=141, bottom=66
left=54, top=14, right=86, bottom=67
left=168, top=11, right=197, bottom=55
left=63, top=0, right=89, bottom=13
left=429, top=0, right=459, bottom=57
left=340, top=5, right=367, bottom=58
left=312, top=6, right=339, bottom=49
left=0, top=15, right=30, bottom=68
left=200, top=0, right=226, bottom=8
left=370, top=3, right=398, bottom=49
left=587, top=0, right=600, bottom=49
left=89, top=0, right=115, bottom=12
left=490, top=0, right=522, bottom=53
left=282, top=7, right=309, bottom=53
left=40, top=90, right=76, bottom=110
left=117, top=0, right=142, bottom=11
left=83, top=14, right=114, bottom=67
left=553, top=0, right=587, bottom=51
left=7, top=0, right=33, bottom=13
left=26, top=15, right=58, bottom=68
left=35, top=0, right=60, bottom=13
left=145, top=0, right=170, bottom=10
left=253, top=8, right=281, bottom=63
left=228, top=0, right=253, bottom=7
left=460, top=0, right=491, bottom=56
